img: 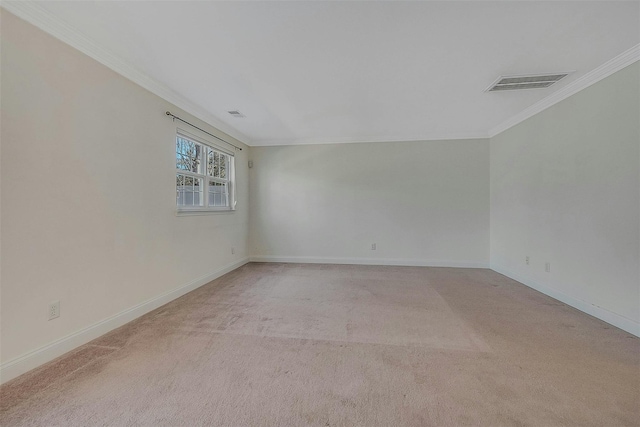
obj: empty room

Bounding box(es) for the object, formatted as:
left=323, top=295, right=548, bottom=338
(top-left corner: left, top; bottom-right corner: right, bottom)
left=1, top=1, right=638, bottom=426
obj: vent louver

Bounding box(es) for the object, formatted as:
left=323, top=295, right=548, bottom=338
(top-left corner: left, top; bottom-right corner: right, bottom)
left=486, top=72, right=571, bottom=92
left=227, top=110, right=245, bottom=118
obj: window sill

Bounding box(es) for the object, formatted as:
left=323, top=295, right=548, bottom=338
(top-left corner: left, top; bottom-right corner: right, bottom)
left=176, top=208, right=236, bottom=217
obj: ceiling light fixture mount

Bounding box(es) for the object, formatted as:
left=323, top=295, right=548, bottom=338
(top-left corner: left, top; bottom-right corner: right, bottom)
left=485, top=72, right=573, bottom=92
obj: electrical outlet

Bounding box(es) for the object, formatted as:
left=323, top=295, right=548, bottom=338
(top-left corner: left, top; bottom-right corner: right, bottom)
left=48, top=301, right=60, bottom=320
left=371, top=243, right=376, bottom=250
left=231, top=247, right=235, bottom=255
left=525, top=256, right=530, bottom=265
left=545, top=262, right=551, bottom=273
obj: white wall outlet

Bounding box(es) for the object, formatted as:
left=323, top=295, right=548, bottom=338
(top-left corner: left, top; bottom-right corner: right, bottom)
left=525, top=256, right=530, bottom=265
left=231, top=247, right=235, bottom=255
left=545, top=262, right=551, bottom=273
left=371, top=243, right=376, bottom=250
left=48, top=301, right=60, bottom=320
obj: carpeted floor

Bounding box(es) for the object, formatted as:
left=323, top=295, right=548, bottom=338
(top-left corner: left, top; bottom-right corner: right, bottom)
left=1, top=263, right=638, bottom=426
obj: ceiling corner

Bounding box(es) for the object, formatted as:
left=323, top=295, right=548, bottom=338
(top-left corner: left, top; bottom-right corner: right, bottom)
left=489, top=43, right=640, bottom=138
left=0, top=1, right=252, bottom=146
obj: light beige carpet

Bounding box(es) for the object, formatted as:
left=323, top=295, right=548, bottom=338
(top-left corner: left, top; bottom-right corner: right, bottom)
left=1, top=263, right=638, bottom=426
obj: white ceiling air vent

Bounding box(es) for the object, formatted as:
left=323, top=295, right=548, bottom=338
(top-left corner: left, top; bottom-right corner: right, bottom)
left=485, top=72, right=571, bottom=92
left=227, top=110, right=245, bottom=118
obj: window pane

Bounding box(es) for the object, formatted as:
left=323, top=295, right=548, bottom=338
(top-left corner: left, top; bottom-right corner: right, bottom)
left=177, top=174, right=203, bottom=207
left=207, top=148, right=230, bottom=180
left=207, top=149, right=215, bottom=176
left=220, top=154, right=227, bottom=179
left=208, top=180, right=228, bottom=207
left=176, top=137, right=203, bottom=174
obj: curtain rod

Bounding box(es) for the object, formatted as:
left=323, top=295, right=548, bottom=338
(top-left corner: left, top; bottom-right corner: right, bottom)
left=166, top=111, right=243, bottom=151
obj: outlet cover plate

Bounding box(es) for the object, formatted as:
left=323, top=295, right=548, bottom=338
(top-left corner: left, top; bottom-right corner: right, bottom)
left=48, top=301, right=60, bottom=320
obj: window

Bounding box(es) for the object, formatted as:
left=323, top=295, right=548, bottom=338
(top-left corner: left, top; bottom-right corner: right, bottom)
left=176, top=131, right=235, bottom=211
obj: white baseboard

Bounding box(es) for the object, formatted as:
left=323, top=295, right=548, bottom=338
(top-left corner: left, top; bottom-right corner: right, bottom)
left=8, top=258, right=631, bottom=385
left=250, top=255, right=489, bottom=269
left=0, top=257, right=250, bottom=385
left=491, top=263, right=640, bottom=338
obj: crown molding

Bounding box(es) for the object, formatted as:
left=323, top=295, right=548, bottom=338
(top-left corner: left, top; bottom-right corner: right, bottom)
left=1, top=1, right=252, bottom=146
left=252, top=132, right=489, bottom=147
left=3, top=2, right=637, bottom=147
left=2, top=1, right=485, bottom=148
left=489, top=43, right=640, bottom=138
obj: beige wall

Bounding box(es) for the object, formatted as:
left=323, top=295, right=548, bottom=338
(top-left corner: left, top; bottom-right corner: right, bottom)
left=249, top=140, right=490, bottom=266
left=490, top=62, right=640, bottom=334
left=2, top=5, right=638, bottom=385
left=0, top=11, right=250, bottom=376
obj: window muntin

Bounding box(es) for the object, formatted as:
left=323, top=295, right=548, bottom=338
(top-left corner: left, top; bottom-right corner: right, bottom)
left=176, top=132, right=234, bottom=211
left=176, top=136, right=203, bottom=174
left=176, top=174, right=203, bottom=207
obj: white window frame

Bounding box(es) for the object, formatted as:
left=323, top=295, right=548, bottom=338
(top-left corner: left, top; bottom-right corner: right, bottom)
left=175, top=129, right=236, bottom=213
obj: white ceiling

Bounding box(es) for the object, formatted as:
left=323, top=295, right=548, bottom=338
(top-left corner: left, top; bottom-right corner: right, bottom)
left=7, top=1, right=640, bottom=146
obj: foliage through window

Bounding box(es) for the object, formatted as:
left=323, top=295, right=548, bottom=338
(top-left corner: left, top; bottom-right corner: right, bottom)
left=176, top=132, right=234, bottom=211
